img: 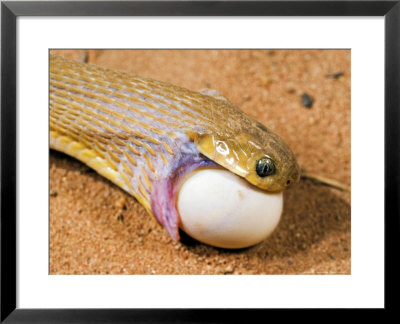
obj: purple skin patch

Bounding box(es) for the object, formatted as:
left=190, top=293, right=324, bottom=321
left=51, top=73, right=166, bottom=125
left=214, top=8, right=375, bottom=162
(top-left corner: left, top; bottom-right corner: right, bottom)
left=150, top=145, right=218, bottom=241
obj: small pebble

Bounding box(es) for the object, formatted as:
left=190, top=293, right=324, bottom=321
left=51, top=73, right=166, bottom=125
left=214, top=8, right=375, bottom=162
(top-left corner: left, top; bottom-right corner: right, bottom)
left=287, top=88, right=296, bottom=94
left=260, top=76, right=271, bottom=88
left=298, top=243, right=307, bottom=251
left=116, top=213, right=124, bottom=222
left=302, top=93, right=314, bottom=108
left=221, top=265, right=234, bottom=274
left=80, top=52, right=89, bottom=63
left=242, top=93, right=251, bottom=101
left=326, top=71, right=344, bottom=79
left=114, top=196, right=126, bottom=209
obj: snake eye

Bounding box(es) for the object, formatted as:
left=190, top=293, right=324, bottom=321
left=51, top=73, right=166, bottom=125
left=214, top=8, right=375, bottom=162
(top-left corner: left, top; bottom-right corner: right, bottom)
left=256, top=158, right=275, bottom=177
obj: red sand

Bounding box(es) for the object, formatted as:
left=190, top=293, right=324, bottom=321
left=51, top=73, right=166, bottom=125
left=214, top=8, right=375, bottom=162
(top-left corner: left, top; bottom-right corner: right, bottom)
left=50, top=50, right=350, bottom=275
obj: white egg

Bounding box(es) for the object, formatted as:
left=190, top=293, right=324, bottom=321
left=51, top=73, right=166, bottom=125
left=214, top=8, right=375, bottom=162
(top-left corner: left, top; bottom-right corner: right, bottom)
left=177, top=169, right=283, bottom=249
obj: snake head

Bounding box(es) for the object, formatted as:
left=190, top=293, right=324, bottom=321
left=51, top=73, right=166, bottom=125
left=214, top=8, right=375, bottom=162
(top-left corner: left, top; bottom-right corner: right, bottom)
left=194, top=123, right=300, bottom=192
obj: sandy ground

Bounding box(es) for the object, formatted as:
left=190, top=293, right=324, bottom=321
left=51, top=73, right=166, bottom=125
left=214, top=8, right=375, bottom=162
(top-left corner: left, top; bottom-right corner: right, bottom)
left=50, top=49, right=351, bottom=275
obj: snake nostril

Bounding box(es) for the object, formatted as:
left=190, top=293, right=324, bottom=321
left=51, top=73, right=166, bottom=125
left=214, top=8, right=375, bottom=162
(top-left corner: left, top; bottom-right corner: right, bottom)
left=286, top=180, right=291, bottom=186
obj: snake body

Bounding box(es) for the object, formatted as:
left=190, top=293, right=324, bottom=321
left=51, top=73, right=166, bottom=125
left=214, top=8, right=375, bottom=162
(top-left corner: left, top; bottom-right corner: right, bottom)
left=50, top=54, right=300, bottom=240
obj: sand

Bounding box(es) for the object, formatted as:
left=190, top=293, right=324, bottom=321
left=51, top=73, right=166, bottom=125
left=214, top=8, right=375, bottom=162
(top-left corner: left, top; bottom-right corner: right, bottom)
left=49, top=49, right=351, bottom=275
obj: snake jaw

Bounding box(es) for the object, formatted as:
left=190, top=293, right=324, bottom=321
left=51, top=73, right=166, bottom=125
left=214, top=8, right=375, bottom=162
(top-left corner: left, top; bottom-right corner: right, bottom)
left=150, top=144, right=218, bottom=241
left=150, top=179, right=180, bottom=241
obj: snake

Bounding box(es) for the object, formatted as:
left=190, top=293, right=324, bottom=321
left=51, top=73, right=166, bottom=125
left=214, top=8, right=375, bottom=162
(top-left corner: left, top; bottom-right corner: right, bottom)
left=49, top=54, right=300, bottom=241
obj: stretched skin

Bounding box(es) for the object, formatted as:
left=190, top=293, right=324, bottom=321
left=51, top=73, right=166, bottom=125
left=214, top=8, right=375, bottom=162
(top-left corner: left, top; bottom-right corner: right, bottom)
left=49, top=54, right=300, bottom=240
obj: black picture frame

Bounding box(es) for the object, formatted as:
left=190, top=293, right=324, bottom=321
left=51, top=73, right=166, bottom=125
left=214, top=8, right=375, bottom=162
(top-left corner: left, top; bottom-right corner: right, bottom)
left=1, top=0, right=399, bottom=321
